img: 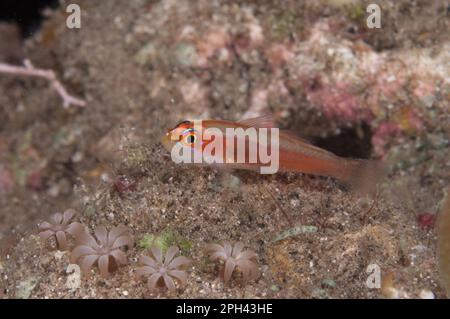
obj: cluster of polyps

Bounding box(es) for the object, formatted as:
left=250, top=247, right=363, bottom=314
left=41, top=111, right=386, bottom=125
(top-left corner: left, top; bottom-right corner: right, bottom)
left=38, top=209, right=260, bottom=293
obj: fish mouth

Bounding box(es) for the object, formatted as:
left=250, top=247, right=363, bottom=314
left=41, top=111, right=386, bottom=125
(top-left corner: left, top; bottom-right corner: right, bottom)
left=161, top=127, right=185, bottom=151
left=160, top=131, right=173, bottom=151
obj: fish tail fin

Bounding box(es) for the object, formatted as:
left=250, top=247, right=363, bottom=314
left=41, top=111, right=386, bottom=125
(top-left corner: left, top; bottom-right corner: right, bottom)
left=335, top=158, right=386, bottom=195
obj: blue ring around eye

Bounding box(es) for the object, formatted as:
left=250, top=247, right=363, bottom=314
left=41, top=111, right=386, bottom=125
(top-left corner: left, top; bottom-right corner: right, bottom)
left=182, top=128, right=195, bottom=135
left=181, top=128, right=204, bottom=145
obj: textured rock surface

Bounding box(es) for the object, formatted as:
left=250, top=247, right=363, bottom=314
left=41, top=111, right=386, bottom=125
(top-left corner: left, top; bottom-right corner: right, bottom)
left=0, top=0, right=449, bottom=298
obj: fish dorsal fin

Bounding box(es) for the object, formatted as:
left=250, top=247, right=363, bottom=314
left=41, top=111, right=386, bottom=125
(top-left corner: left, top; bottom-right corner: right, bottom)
left=238, top=114, right=277, bottom=128
left=279, top=129, right=312, bottom=144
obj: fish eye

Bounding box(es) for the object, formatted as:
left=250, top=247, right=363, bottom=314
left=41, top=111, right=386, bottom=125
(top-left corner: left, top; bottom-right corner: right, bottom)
left=180, top=128, right=199, bottom=146
left=185, top=134, right=196, bottom=144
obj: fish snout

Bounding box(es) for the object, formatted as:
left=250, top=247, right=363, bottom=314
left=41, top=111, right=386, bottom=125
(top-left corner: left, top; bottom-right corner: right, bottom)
left=160, top=131, right=173, bottom=151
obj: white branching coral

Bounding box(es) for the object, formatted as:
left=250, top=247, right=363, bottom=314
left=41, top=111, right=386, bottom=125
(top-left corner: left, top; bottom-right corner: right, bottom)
left=0, top=59, right=86, bottom=108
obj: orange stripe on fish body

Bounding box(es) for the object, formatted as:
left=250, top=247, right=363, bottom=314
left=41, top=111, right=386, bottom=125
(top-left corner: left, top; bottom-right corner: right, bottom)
left=161, top=115, right=385, bottom=191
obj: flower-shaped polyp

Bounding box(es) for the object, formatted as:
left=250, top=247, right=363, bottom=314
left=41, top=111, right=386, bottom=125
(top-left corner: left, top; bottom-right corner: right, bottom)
left=206, top=241, right=259, bottom=284
left=136, top=246, right=191, bottom=292
left=38, top=209, right=83, bottom=250
left=70, top=225, right=134, bottom=277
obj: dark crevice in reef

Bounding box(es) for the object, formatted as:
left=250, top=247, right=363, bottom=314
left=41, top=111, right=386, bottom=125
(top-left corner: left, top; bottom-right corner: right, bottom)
left=312, top=123, right=374, bottom=159
left=0, top=0, right=59, bottom=38
left=280, top=109, right=375, bottom=160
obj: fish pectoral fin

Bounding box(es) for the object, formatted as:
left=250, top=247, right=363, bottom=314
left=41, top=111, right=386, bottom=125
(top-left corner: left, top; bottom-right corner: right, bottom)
left=239, top=114, right=277, bottom=128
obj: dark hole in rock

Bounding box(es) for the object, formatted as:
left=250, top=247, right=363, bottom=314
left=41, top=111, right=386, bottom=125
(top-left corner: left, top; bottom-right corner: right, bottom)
left=312, top=124, right=373, bottom=159
left=279, top=108, right=374, bottom=160
left=0, top=0, right=59, bottom=38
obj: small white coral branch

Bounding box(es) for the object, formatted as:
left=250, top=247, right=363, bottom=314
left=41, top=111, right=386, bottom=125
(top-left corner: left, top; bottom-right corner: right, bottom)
left=0, top=59, right=86, bottom=108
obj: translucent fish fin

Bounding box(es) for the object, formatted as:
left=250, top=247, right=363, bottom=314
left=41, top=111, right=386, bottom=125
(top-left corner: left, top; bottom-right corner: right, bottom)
left=279, top=129, right=313, bottom=145
left=338, top=159, right=387, bottom=196
left=239, top=114, right=277, bottom=128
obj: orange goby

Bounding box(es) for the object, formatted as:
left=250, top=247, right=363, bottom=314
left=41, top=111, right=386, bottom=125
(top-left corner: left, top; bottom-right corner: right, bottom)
left=161, top=115, right=385, bottom=191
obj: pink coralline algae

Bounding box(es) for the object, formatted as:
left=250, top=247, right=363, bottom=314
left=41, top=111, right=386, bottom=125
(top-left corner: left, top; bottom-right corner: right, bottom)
left=413, top=80, right=436, bottom=100
left=265, top=42, right=295, bottom=70
left=371, top=107, right=424, bottom=158
left=371, top=122, right=402, bottom=158
left=366, top=69, right=409, bottom=111
left=306, top=81, right=373, bottom=123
